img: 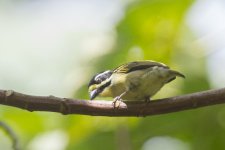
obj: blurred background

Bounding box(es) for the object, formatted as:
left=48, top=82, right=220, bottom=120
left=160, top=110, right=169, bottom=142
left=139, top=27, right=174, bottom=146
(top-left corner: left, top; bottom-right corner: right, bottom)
left=0, top=0, right=225, bottom=149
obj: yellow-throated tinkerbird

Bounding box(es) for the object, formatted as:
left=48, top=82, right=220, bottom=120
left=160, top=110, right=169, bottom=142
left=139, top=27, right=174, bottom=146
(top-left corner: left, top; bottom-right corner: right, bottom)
left=88, top=60, right=185, bottom=104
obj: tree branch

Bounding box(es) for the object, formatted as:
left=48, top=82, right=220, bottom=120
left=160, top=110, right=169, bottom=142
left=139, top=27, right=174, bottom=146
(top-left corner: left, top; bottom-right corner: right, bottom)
left=0, top=121, right=20, bottom=150
left=0, top=88, right=225, bottom=117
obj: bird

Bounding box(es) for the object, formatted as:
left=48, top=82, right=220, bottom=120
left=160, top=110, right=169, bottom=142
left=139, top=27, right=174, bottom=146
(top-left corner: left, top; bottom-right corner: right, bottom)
left=88, top=60, right=185, bottom=105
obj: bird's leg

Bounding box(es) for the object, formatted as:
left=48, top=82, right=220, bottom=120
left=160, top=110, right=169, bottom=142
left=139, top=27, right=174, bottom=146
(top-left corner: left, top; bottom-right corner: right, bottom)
left=138, top=96, right=151, bottom=117
left=112, top=91, right=127, bottom=109
left=144, top=96, right=151, bottom=104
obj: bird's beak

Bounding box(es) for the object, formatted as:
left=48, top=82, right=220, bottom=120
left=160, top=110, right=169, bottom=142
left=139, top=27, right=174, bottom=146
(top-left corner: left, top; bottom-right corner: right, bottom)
left=90, top=89, right=98, bottom=100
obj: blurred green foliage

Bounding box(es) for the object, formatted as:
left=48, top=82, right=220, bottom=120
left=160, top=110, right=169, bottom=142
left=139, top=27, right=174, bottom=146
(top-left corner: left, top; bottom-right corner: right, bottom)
left=2, top=0, right=225, bottom=150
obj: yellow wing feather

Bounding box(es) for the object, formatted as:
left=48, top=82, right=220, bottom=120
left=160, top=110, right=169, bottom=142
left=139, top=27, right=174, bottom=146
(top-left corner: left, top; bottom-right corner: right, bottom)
left=113, top=60, right=168, bottom=74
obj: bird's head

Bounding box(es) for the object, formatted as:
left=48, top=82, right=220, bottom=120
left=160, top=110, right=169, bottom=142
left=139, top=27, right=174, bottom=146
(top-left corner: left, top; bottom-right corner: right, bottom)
left=88, top=70, right=112, bottom=100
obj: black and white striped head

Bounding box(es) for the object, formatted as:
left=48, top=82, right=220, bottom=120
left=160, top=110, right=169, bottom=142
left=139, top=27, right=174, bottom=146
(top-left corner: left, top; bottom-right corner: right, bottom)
left=88, top=70, right=112, bottom=100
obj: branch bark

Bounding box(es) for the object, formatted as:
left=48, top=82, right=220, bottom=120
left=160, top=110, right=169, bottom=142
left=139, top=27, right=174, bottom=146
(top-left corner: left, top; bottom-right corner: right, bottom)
left=0, top=88, right=225, bottom=117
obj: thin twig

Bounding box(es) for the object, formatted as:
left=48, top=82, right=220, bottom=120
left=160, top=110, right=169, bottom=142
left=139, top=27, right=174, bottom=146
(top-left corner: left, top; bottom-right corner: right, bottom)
left=0, top=121, right=20, bottom=150
left=0, top=88, right=225, bottom=117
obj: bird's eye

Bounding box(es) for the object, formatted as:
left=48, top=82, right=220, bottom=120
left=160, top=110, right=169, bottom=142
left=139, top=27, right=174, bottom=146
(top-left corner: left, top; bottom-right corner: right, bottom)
left=95, top=78, right=101, bottom=83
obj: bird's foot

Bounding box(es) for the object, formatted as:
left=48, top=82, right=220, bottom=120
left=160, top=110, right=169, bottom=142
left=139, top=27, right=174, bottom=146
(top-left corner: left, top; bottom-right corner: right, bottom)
left=112, top=91, right=127, bottom=109
left=112, top=96, right=123, bottom=109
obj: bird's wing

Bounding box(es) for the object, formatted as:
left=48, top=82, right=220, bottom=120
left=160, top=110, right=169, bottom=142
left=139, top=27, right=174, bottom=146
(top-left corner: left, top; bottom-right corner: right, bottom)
left=113, top=60, right=169, bottom=74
